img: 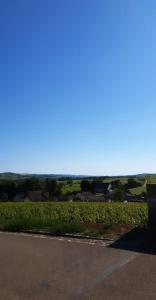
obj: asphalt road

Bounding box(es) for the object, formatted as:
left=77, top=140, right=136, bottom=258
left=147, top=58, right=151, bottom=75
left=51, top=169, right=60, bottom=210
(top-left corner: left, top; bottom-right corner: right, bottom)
left=0, top=231, right=156, bottom=300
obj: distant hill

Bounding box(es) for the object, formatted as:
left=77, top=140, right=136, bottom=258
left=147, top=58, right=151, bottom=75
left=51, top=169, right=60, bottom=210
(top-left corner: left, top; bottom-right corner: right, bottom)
left=0, top=172, right=88, bottom=181
left=136, top=173, right=156, bottom=177
left=0, top=172, right=25, bottom=180
left=0, top=172, right=156, bottom=181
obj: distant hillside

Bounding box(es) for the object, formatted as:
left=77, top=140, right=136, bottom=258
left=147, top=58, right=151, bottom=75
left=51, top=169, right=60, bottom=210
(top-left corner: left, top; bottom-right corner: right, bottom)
left=0, top=172, right=25, bottom=180
left=0, top=172, right=156, bottom=182
left=0, top=172, right=88, bottom=181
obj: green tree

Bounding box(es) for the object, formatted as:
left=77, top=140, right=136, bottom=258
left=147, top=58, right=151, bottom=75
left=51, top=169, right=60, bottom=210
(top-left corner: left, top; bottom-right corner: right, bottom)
left=3, top=181, right=17, bottom=200
left=80, top=180, right=92, bottom=192
left=45, top=179, right=58, bottom=197
left=125, top=178, right=141, bottom=190
left=18, top=177, right=42, bottom=193
left=111, top=188, right=125, bottom=202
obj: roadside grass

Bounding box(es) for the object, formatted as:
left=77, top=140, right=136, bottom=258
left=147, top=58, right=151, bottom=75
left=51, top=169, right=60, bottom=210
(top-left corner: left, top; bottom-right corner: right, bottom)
left=0, top=217, right=137, bottom=239
left=0, top=217, right=85, bottom=235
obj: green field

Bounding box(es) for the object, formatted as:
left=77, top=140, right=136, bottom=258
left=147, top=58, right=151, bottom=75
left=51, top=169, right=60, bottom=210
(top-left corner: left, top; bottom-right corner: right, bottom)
left=62, top=181, right=81, bottom=194
left=0, top=202, right=148, bottom=234
left=147, top=175, right=156, bottom=183
left=130, top=186, right=146, bottom=195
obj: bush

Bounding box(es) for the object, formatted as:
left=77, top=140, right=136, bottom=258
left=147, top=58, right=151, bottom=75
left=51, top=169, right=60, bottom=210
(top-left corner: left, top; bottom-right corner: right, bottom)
left=111, top=189, right=125, bottom=202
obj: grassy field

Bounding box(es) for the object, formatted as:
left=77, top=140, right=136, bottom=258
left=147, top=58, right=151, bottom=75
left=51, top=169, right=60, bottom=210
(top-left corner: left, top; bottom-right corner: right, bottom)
left=147, top=175, right=156, bottom=183
left=62, top=181, right=81, bottom=194
left=0, top=202, right=148, bottom=235
left=130, top=186, right=146, bottom=195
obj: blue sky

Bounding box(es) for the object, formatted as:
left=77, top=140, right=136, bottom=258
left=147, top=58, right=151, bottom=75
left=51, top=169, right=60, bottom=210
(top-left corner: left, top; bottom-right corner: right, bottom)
left=0, top=0, right=156, bottom=175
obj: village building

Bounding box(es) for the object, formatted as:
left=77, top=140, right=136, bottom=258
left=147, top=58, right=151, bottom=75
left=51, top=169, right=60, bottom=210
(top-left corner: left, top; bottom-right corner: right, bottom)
left=92, top=182, right=112, bottom=194
left=13, top=191, right=49, bottom=202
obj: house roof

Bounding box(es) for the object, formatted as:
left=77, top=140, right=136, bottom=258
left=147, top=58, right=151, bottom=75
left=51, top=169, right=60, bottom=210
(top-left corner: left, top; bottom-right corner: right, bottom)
left=93, top=182, right=110, bottom=189
left=27, top=191, right=49, bottom=201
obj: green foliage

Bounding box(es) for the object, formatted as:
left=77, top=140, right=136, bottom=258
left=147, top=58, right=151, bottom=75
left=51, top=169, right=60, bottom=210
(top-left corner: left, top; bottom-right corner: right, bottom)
left=111, top=189, right=125, bottom=202
left=111, top=180, right=121, bottom=188
left=45, top=179, right=58, bottom=196
left=0, top=202, right=148, bottom=232
left=124, top=178, right=142, bottom=190
left=0, top=181, right=17, bottom=200
left=81, top=180, right=92, bottom=192
left=18, top=177, right=42, bottom=192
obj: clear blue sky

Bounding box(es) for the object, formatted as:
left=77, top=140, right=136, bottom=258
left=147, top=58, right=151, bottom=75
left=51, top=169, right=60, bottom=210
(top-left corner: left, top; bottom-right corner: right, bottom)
left=1, top=0, right=156, bottom=175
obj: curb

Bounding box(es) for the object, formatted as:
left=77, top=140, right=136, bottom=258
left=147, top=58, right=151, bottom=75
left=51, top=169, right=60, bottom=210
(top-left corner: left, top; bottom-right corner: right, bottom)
left=0, top=229, right=115, bottom=242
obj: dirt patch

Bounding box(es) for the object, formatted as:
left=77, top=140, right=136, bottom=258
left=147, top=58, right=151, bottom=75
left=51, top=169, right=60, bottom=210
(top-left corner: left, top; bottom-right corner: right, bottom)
left=104, top=224, right=133, bottom=240
left=84, top=223, right=133, bottom=240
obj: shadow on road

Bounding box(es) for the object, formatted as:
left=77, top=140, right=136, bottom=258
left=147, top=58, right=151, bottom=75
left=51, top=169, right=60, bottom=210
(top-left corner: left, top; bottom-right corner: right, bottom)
left=110, top=228, right=156, bottom=255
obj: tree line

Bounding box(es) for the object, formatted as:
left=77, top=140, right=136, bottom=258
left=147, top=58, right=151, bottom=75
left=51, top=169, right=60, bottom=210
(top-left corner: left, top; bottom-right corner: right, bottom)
left=0, top=177, right=63, bottom=201
left=0, top=177, right=145, bottom=202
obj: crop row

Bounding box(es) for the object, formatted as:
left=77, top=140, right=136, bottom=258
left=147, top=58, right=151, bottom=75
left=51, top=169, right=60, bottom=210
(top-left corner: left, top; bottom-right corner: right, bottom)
left=0, top=202, right=148, bottom=229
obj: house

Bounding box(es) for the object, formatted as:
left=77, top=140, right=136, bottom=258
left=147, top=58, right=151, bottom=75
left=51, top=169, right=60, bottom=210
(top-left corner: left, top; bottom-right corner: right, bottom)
left=13, top=194, right=30, bottom=202
left=14, top=191, right=50, bottom=202
left=73, top=192, right=110, bottom=202
left=124, top=193, right=145, bottom=203
left=73, top=192, right=83, bottom=201
left=27, top=191, right=49, bottom=201
left=124, top=193, right=136, bottom=202
left=92, top=182, right=111, bottom=194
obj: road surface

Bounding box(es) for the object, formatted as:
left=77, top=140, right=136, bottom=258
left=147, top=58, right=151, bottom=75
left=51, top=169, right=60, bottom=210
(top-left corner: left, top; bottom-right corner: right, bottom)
left=0, top=231, right=156, bottom=299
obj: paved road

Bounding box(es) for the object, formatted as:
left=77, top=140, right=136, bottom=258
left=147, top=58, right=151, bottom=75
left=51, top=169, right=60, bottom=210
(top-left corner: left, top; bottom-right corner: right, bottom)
left=0, top=231, right=156, bottom=300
